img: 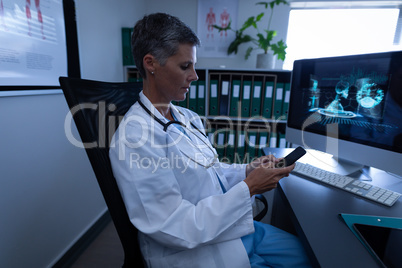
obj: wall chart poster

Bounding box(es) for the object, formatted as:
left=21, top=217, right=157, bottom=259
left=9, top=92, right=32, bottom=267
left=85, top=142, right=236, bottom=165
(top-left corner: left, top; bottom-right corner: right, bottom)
left=197, top=0, right=238, bottom=58
left=0, top=0, right=67, bottom=87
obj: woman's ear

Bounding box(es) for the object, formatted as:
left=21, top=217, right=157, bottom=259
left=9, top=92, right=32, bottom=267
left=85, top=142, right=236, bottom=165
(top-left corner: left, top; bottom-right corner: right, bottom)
left=143, top=54, right=156, bottom=74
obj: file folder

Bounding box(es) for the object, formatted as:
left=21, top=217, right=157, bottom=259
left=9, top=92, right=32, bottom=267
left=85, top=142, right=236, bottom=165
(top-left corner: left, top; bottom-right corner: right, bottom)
left=273, top=83, right=284, bottom=120
left=197, top=80, right=206, bottom=115
left=188, top=83, right=197, bottom=112
left=216, top=131, right=226, bottom=159
left=229, top=80, right=241, bottom=117
left=269, top=131, right=277, bottom=148
left=207, top=127, right=216, bottom=146
left=122, top=28, right=134, bottom=66
left=209, top=80, right=219, bottom=115
left=251, top=81, right=262, bottom=117
left=241, top=81, right=252, bottom=117
left=219, top=80, right=230, bottom=116
left=278, top=132, right=287, bottom=148
left=235, top=131, right=246, bottom=163
left=247, top=131, right=258, bottom=159
left=225, top=131, right=236, bottom=163
left=262, top=81, right=274, bottom=119
left=257, top=132, right=269, bottom=157
left=281, top=82, right=291, bottom=120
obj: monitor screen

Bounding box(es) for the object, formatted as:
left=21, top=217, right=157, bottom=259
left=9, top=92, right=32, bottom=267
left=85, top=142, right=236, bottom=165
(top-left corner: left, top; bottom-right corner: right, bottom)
left=286, top=51, right=402, bottom=175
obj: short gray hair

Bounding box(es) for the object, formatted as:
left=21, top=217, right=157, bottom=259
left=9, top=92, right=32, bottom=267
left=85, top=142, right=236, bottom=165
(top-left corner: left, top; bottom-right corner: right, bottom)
left=131, top=13, right=201, bottom=78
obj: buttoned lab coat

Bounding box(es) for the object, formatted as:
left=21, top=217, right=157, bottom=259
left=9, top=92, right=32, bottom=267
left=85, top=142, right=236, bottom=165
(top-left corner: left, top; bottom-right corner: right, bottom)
left=110, top=92, right=255, bottom=267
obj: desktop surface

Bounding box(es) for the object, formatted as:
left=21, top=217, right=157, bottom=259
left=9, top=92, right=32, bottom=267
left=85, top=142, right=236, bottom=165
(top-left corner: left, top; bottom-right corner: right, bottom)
left=264, top=147, right=402, bottom=268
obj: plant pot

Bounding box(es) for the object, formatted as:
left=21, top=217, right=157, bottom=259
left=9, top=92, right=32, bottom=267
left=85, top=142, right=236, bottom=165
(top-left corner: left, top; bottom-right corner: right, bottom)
left=256, top=52, right=275, bottom=69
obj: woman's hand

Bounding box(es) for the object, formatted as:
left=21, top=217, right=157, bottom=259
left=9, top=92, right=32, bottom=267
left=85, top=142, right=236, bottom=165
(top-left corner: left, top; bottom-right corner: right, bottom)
left=246, top=154, right=276, bottom=177
left=244, top=155, right=295, bottom=197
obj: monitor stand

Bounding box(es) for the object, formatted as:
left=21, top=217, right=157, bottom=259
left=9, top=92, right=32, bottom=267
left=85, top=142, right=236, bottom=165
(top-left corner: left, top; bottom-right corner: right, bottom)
left=305, top=150, right=371, bottom=181
left=331, top=157, right=365, bottom=176
left=332, top=157, right=374, bottom=181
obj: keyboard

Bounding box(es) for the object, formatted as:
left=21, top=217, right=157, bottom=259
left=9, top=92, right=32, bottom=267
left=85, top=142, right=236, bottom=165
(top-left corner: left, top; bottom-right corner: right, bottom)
left=292, top=162, right=401, bottom=207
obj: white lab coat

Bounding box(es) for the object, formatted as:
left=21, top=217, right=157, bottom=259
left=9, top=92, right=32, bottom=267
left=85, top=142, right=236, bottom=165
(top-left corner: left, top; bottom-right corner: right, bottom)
left=110, top=92, right=254, bottom=267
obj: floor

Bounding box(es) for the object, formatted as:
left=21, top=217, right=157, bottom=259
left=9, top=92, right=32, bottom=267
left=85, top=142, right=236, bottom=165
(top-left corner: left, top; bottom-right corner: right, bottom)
left=70, top=221, right=124, bottom=268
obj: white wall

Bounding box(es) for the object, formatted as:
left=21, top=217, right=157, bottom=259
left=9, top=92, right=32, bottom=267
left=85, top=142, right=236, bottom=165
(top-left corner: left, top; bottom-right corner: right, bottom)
left=0, top=1, right=145, bottom=267
left=75, top=0, right=146, bottom=82
left=0, top=93, right=107, bottom=267
left=145, top=0, right=290, bottom=70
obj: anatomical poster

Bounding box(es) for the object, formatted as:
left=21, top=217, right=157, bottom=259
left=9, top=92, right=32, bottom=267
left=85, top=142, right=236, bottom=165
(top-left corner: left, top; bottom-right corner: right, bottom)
left=197, top=0, right=238, bottom=58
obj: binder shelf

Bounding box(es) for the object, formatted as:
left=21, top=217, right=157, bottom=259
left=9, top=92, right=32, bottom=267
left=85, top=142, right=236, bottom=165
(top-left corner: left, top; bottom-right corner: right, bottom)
left=207, top=69, right=291, bottom=120
left=124, top=66, right=292, bottom=163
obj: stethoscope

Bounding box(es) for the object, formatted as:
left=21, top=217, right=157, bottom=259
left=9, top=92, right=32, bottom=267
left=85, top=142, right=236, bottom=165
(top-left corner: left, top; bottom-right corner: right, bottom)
left=138, top=99, right=220, bottom=170
left=137, top=99, right=207, bottom=138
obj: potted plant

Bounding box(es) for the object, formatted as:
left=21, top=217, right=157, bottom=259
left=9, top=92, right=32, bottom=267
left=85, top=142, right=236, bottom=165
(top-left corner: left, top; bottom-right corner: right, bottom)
left=214, top=0, right=289, bottom=69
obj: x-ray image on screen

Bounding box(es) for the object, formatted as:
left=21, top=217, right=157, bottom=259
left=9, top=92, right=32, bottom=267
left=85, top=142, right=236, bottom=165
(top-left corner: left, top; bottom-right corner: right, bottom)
left=288, top=52, right=402, bottom=154
left=287, top=51, right=402, bottom=175
left=309, top=67, right=388, bottom=121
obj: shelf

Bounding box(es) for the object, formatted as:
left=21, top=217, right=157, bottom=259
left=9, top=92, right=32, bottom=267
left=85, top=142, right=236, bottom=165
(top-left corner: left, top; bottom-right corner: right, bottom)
left=204, top=115, right=286, bottom=124
left=124, top=67, right=292, bottom=160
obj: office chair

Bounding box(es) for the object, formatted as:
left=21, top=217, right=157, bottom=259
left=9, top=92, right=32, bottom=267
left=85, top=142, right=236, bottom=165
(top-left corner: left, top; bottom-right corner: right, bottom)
left=60, top=76, right=144, bottom=267
left=59, top=76, right=268, bottom=267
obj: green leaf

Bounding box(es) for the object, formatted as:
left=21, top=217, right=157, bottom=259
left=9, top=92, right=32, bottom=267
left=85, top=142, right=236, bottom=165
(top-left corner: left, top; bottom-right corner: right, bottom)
left=256, top=13, right=265, bottom=22
left=265, top=30, right=276, bottom=41
left=227, top=40, right=239, bottom=55
left=269, top=0, right=289, bottom=9
left=212, top=25, right=224, bottom=32
left=245, top=47, right=253, bottom=59
left=256, top=2, right=269, bottom=9
left=223, top=0, right=289, bottom=59
left=256, top=33, right=269, bottom=51
left=256, top=1, right=289, bottom=9
left=227, top=32, right=254, bottom=55
left=239, top=33, right=254, bottom=43
left=270, top=40, right=287, bottom=61
left=213, top=20, right=232, bottom=32
left=240, top=16, right=256, bottom=31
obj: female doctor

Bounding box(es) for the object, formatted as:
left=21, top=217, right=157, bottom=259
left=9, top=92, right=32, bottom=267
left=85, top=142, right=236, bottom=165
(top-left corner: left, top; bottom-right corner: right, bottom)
left=109, top=13, right=311, bottom=268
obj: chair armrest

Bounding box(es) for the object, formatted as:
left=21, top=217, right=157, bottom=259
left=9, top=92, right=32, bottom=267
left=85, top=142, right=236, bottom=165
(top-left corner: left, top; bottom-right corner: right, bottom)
left=253, top=194, right=268, bottom=222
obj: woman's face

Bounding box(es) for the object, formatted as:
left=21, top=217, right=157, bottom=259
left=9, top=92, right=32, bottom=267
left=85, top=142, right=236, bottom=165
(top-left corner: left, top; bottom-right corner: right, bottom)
left=153, top=43, right=198, bottom=103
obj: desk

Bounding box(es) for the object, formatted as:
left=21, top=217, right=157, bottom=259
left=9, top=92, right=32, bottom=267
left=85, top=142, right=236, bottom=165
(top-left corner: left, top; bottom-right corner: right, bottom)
left=263, top=148, right=402, bottom=268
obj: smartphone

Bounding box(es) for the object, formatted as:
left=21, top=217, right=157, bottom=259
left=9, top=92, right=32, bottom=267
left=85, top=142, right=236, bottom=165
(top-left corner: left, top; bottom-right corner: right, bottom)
left=275, top=146, right=306, bottom=168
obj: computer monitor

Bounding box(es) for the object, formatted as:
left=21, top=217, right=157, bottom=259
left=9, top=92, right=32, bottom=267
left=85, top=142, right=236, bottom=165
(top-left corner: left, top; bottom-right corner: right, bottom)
left=286, top=51, right=402, bottom=176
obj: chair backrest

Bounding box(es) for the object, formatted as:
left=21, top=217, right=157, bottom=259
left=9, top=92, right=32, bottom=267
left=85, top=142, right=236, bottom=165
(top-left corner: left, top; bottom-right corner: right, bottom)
left=59, top=76, right=144, bottom=267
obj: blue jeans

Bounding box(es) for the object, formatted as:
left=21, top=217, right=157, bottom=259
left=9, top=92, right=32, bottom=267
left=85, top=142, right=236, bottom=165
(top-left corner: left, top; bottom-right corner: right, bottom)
left=241, top=221, right=312, bottom=267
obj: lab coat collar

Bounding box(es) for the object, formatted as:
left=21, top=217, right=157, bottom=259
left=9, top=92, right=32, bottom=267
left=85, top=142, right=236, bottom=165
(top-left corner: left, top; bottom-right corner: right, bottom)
left=139, top=91, right=190, bottom=133
left=139, top=91, right=169, bottom=124
left=170, top=103, right=186, bottom=124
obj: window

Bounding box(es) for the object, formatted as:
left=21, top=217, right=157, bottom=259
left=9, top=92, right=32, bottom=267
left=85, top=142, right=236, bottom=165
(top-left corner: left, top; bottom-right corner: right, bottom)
left=284, top=3, right=401, bottom=70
